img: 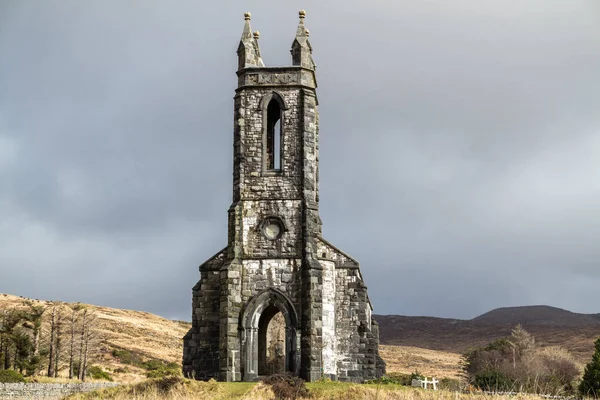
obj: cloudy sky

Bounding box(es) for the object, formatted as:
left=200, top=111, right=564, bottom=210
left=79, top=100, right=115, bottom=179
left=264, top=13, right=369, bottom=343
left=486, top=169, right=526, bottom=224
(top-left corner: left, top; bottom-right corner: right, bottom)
left=1, top=1, right=599, bottom=320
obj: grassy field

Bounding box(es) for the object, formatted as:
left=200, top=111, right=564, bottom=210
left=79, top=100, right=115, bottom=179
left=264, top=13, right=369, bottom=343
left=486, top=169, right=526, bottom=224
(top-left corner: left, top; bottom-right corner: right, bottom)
left=62, top=377, right=551, bottom=400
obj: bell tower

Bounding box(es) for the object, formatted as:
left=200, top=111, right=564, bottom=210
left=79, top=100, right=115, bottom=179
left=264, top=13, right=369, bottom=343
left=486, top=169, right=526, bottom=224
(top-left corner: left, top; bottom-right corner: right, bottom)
left=183, top=11, right=385, bottom=383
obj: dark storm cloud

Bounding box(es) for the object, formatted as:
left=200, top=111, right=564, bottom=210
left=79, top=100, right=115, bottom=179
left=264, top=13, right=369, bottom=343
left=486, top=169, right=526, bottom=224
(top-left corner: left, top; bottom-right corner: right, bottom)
left=1, top=0, right=599, bottom=320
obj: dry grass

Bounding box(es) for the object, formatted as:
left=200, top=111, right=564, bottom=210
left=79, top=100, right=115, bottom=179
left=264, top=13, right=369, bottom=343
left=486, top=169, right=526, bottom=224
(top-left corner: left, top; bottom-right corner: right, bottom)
left=380, top=345, right=463, bottom=379
left=63, top=378, right=259, bottom=400
left=61, top=377, right=553, bottom=400
left=306, top=382, right=548, bottom=400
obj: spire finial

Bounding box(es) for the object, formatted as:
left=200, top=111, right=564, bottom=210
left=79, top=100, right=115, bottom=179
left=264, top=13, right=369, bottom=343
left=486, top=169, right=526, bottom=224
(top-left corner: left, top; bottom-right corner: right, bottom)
left=295, top=10, right=308, bottom=37
left=238, top=11, right=265, bottom=69
left=291, top=9, right=315, bottom=69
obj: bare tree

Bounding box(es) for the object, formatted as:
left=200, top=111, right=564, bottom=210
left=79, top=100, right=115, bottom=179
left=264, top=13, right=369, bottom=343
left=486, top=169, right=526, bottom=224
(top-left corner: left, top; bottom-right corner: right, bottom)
left=78, top=310, right=99, bottom=382
left=68, top=304, right=84, bottom=379
left=53, top=310, right=64, bottom=377
left=77, top=309, right=87, bottom=380
left=47, top=305, right=57, bottom=377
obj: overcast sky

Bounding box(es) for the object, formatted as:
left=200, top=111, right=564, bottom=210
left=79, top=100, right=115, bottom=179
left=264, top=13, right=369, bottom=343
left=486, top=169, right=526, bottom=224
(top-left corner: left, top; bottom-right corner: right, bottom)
left=1, top=1, right=599, bottom=320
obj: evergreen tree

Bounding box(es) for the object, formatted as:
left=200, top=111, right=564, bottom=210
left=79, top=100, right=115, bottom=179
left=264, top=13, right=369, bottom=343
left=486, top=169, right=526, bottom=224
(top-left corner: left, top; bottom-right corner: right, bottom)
left=580, top=337, right=600, bottom=397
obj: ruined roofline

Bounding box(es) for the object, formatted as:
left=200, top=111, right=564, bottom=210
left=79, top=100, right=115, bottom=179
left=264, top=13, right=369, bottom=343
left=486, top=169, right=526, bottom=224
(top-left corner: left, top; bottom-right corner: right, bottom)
left=317, top=236, right=375, bottom=312
left=198, top=247, right=227, bottom=271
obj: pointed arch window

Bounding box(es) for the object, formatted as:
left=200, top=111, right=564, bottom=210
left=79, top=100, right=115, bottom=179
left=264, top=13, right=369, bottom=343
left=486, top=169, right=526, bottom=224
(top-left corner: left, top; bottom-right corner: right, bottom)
left=263, top=94, right=284, bottom=172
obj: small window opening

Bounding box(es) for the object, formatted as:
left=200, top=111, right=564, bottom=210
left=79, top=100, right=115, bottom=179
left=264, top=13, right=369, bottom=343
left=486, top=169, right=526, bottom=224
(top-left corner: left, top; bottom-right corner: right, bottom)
left=266, top=100, right=282, bottom=171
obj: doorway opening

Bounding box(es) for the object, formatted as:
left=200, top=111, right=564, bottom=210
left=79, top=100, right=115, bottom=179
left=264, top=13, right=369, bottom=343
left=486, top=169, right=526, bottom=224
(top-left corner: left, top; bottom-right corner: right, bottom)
left=258, top=306, right=286, bottom=376
left=241, top=288, right=298, bottom=381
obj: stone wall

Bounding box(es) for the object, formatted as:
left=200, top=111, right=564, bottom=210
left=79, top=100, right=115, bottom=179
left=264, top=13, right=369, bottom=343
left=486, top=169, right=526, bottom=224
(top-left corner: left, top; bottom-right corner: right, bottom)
left=183, top=248, right=226, bottom=380
left=0, top=382, right=118, bottom=399
left=316, top=237, right=384, bottom=382
left=321, top=260, right=337, bottom=377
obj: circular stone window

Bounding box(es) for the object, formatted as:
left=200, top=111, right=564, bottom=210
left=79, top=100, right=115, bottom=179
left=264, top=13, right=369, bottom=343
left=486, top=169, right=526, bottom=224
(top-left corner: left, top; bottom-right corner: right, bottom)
left=260, top=217, right=285, bottom=240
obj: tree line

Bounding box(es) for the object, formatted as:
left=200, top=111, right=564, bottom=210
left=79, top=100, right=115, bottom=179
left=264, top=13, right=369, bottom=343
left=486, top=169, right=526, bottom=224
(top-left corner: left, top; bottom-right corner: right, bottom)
left=0, top=300, right=100, bottom=380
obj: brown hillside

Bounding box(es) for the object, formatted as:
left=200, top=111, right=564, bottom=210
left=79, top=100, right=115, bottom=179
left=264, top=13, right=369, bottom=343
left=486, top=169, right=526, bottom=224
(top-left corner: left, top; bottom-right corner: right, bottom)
left=0, top=293, right=190, bottom=382
left=375, top=305, right=600, bottom=365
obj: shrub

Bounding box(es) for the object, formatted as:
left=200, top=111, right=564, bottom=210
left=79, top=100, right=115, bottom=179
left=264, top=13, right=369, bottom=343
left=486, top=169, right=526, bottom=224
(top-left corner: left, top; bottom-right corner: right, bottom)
left=261, top=372, right=309, bottom=399
left=143, top=360, right=181, bottom=379
left=111, top=348, right=181, bottom=379
left=0, top=369, right=26, bottom=383
left=474, top=371, right=514, bottom=392
left=580, top=337, right=600, bottom=397
left=439, top=377, right=462, bottom=391
left=139, top=376, right=187, bottom=394
left=111, top=348, right=144, bottom=366
left=86, top=365, right=113, bottom=381
left=538, top=346, right=579, bottom=395
left=409, top=370, right=425, bottom=383
left=463, top=326, right=580, bottom=395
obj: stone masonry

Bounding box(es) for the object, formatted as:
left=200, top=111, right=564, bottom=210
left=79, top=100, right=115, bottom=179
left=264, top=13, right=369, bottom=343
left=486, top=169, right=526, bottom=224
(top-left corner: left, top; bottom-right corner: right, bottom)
left=0, top=382, right=119, bottom=399
left=183, top=11, right=386, bottom=382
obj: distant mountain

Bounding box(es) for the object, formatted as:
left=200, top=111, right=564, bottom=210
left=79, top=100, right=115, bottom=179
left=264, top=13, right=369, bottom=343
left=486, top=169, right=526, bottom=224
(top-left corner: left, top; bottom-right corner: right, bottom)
left=472, top=305, right=600, bottom=327
left=375, top=305, right=600, bottom=364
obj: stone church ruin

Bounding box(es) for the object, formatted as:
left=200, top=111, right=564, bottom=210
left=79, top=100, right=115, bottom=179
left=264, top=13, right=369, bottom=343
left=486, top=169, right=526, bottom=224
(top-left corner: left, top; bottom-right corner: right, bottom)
left=183, top=11, right=385, bottom=382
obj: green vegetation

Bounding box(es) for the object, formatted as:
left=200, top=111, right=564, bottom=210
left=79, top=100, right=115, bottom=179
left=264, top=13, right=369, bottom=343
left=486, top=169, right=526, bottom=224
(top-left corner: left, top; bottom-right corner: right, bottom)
left=111, top=347, right=181, bottom=378
left=580, top=337, right=600, bottom=397
left=87, top=365, right=113, bottom=381
left=111, top=348, right=144, bottom=366
left=1, top=300, right=100, bottom=381
left=143, top=360, right=181, bottom=379
left=0, top=304, right=45, bottom=376
left=0, top=369, right=26, bottom=383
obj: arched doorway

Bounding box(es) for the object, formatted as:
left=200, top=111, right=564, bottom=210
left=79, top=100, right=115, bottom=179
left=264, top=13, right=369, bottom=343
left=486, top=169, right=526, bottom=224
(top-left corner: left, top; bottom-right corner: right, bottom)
left=240, top=289, right=298, bottom=381
left=258, top=306, right=285, bottom=375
